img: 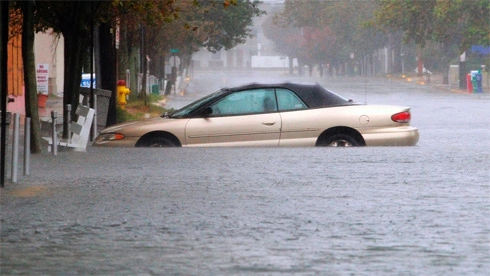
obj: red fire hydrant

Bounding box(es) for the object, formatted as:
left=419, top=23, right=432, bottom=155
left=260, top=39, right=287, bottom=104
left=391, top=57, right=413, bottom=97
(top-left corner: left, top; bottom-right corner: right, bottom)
left=117, top=80, right=130, bottom=109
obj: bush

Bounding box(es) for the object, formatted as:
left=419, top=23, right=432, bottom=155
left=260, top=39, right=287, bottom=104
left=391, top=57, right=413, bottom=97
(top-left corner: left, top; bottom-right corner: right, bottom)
left=116, top=94, right=170, bottom=123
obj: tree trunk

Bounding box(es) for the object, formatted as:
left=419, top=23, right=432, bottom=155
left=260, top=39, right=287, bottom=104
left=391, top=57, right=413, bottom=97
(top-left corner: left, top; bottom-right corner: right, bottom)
left=2, top=0, right=9, bottom=185
left=443, top=67, right=449, bottom=85
left=99, top=23, right=117, bottom=126
left=62, top=30, right=86, bottom=125
left=139, top=26, right=147, bottom=101
left=417, top=50, right=424, bottom=77
left=392, top=40, right=402, bottom=74
left=140, top=57, right=148, bottom=100
left=21, top=1, right=44, bottom=153
left=57, top=3, right=92, bottom=136
left=440, top=56, right=451, bottom=85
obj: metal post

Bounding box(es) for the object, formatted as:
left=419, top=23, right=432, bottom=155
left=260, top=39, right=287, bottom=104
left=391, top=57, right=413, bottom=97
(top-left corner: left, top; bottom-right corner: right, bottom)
left=91, top=94, right=97, bottom=141
left=51, top=111, right=58, bottom=156
left=90, top=3, right=95, bottom=142
left=11, top=113, right=19, bottom=183
left=63, top=104, right=71, bottom=140
left=24, top=117, right=30, bottom=175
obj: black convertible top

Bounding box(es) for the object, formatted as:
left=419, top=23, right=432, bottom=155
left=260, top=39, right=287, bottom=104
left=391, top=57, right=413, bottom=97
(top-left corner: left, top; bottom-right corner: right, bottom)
left=223, top=82, right=351, bottom=108
left=170, top=82, right=354, bottom=118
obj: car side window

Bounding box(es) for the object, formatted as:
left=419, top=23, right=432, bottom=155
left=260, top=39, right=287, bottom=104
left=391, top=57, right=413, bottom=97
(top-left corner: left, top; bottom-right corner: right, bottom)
left=276, top=88, right=307, bottom=111
left=210, top=89, right=276, bottom=116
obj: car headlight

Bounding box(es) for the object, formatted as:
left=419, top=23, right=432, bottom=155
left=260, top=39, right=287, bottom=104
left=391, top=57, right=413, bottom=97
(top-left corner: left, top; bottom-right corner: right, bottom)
left=95, top=133, right=125, bottom=143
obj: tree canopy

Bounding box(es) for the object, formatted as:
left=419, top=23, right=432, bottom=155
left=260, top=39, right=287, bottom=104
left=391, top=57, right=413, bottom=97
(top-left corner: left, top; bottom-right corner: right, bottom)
left=8, top=0, right=264, bottom=152
left=264, top=0, right=385, bottom=75
left=375, top=0, right=490, bottom=52
left=263, top=0, right=488, bottom=79
left=374, top=0, right=490, bottom=82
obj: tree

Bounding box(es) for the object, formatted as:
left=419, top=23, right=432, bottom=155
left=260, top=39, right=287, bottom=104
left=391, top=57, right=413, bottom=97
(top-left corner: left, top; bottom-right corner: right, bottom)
left=115, top=0, right=263, bottom=100
left=262, top=14, right=302, bottom=74
left=267, top=0, right=385, bottom=76
left=10, top=0, right=264, bottom=139
left=20, top=1, right=43, bottom=153
left=4, top=2, right=45, bottom=153
left=374, top=0, right=490, bottom=84
left=300, top=26, right=337, bottom=73
left=32, top=1, right=115, bottom=136
left=113, top=0, right=177, bottom=100
left=1, top=1, right=9, bottom=185
left=195, top=0, right=264, bottom=53
left=99, top=21, right=118, bottom=126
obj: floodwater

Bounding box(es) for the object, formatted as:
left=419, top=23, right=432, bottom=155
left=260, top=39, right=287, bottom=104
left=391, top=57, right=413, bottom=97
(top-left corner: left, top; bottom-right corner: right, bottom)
left=1, top=72, right=489, bottom=275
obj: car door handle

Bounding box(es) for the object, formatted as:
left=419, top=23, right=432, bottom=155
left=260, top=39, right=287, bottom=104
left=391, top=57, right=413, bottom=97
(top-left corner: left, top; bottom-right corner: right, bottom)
left=262, top=122, right=276, bottom=126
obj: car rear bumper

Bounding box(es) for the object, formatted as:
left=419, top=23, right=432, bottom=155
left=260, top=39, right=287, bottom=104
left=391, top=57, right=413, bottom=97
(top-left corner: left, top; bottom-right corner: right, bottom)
left=362, top=126, right=419, bottom=146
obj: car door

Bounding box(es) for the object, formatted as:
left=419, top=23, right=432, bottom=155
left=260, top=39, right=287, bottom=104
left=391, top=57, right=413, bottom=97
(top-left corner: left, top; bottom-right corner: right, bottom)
left=274, top=88, right=320, bottom=146
left=184, top=89, right=282, bottom=147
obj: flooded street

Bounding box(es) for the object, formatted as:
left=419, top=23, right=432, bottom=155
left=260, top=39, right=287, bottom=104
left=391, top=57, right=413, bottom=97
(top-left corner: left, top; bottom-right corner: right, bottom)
left=1, top=72, right=489, bottom=275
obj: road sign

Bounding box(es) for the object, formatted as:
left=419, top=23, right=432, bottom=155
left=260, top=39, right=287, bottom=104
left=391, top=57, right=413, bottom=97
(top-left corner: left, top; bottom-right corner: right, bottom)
left=36, top=64, right=49, bottom=95
left=170, top=48, right=179, bottom=53
left=169, top=56, right=180, bottom=67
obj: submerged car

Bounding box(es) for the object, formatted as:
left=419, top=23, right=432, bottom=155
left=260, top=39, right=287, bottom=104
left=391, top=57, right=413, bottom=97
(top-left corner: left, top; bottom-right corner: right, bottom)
left=94, top=82, right=419, bottom=147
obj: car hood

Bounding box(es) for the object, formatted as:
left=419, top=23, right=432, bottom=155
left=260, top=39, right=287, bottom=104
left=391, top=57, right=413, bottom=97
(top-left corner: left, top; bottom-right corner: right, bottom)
left=100, top=117, right=165, bottom=134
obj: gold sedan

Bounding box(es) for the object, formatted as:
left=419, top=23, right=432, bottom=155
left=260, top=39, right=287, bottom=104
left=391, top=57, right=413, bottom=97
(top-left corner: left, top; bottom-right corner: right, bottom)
left=94, top=82, right=419, bottom=147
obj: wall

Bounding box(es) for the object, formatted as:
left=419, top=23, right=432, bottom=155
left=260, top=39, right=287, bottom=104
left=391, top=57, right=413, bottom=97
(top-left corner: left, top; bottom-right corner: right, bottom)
left=7, top=30, right=64, bottom=115
left=34, top=30, right=64, bottom=96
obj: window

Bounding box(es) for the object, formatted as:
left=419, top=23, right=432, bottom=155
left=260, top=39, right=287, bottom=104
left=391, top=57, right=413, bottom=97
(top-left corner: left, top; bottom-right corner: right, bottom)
left=210, top=89, right=276, bottom=116
left=276, top=89, right=307, bottom=111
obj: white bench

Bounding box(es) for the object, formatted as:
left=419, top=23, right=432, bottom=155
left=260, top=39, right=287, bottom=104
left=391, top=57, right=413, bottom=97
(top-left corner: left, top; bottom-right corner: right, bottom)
left=43, top=105, right=95, bottom=152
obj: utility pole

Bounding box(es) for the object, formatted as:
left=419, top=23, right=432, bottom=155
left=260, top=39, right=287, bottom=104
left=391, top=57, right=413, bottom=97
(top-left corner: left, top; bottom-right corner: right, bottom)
left=1, top=1, right=9, bottom=187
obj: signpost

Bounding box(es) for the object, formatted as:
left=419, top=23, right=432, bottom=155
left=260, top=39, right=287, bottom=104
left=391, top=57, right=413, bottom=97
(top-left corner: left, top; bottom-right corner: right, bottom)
left=170, top=49, right=179, bottom=94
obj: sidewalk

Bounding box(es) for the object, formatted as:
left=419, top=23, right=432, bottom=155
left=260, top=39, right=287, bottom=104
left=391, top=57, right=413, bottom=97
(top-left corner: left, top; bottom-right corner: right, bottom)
left=388, top=73, right=489, bottom=94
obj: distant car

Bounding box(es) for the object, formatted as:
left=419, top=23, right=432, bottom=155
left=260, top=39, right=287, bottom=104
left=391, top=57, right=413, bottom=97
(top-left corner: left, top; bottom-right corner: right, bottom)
left=94, top=82, right=419, bottom=147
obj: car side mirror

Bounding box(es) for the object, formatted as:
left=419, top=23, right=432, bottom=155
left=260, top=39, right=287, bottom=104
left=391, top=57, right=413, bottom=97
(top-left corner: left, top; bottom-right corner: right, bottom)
left=201, top=106, right=213, bottom=117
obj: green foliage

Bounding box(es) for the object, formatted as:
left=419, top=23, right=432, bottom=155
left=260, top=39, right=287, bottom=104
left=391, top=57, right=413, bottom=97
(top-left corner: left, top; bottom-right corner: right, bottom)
left=20, top=0, right=264, bottom=109
left=374, top=0, right=489, bottom=82
left=117, top=0, right=264, bottom=92
left=116, top=106, right=139, bottom=123
left=188, top=0, right=264, bottom=53
left=265, top=1, right=384, bottom=68
left=375, top=0, right=490, bottom=51
left=32, top=1, right=116, bottom=121
left=117, top=94, right=169, bottom=123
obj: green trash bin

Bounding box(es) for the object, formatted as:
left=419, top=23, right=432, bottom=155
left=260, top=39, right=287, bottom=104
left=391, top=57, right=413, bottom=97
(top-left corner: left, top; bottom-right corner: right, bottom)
left=151, top=85, right=159, bottom=95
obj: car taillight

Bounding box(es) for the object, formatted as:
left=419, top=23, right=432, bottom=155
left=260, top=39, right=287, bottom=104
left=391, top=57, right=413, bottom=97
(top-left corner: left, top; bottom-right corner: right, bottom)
left=391, top=111, right=411, bottom=123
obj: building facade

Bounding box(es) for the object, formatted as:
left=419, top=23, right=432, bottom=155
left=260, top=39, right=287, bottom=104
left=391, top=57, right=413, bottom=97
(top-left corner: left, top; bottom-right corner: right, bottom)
left=7, top=29, right=64, bottom=114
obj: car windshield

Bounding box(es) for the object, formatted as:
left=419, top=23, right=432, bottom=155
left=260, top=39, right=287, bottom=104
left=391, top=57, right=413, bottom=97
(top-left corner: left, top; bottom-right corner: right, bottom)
left=169, top=89, right=227, bottom=118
